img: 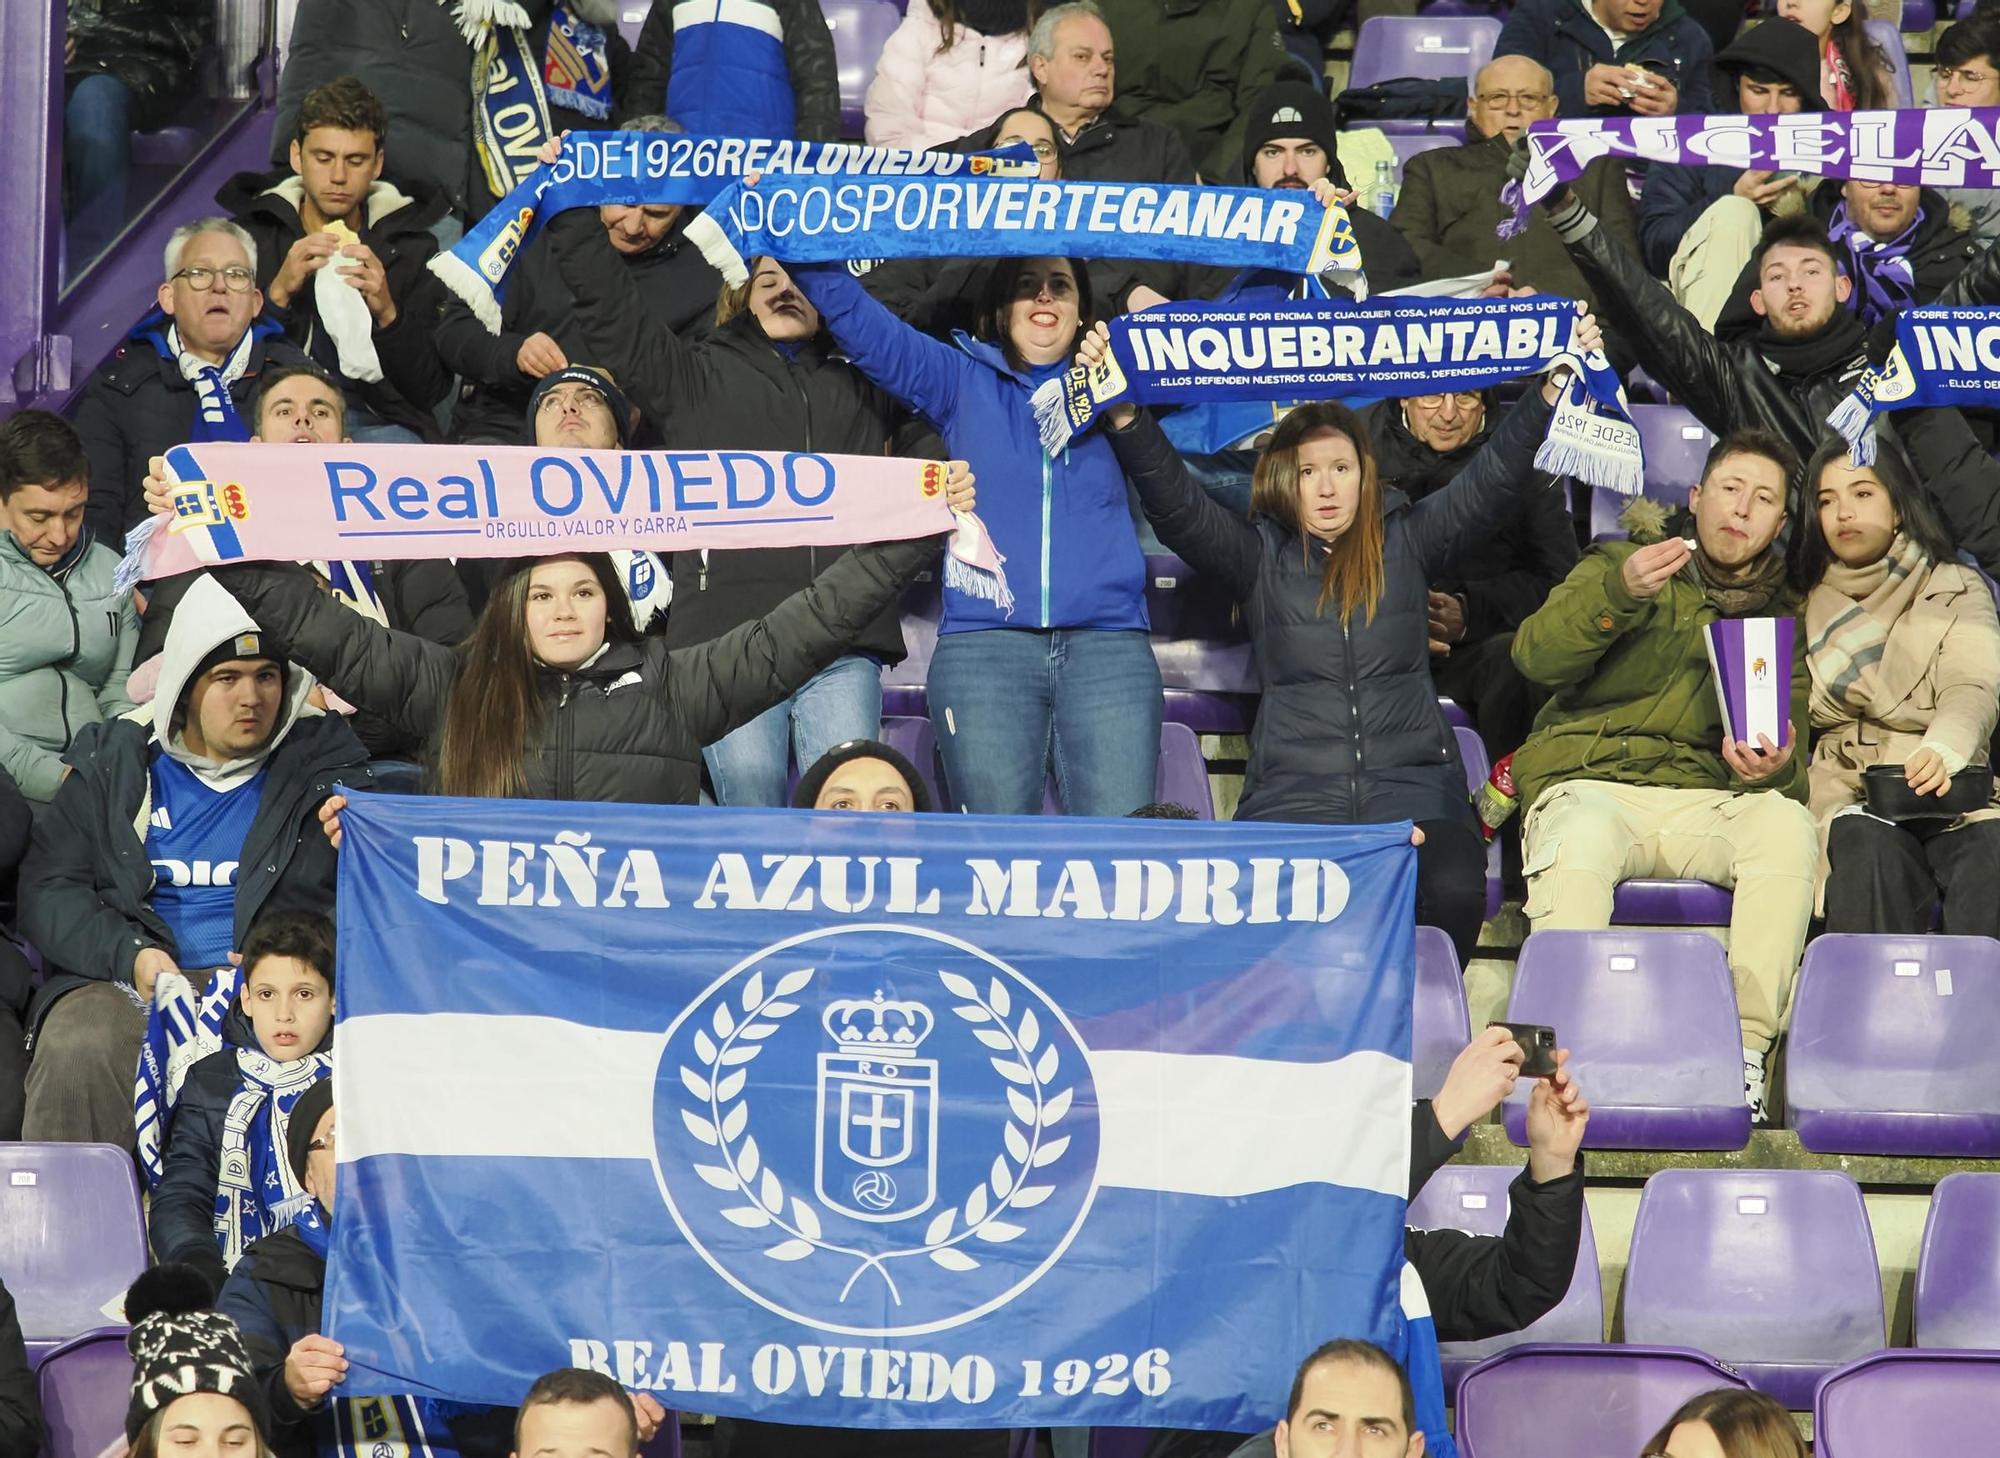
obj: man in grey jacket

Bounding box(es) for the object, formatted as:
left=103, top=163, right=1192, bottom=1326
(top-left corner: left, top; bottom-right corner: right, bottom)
left=0, top=410, right=136, bottom=804
left=19, top=576, right=369, bottom=1149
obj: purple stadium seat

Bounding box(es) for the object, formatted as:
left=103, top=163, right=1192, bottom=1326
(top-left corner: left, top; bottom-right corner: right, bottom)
left=37, top=1328, right=133, bottom=1458
left=1610, top=878, right=1734, bottom=925
left=0, top=1144, right=148, bottom=1364
left=879, top=571, right=941, bottom=717
left=1455, top=1344, right=1750, bottom=1458
left=826, top=0, right=903, bottom=137
left=1347, top=17, right=1502, bottom=90
left=1902, top=0, right=1939, bottom=27
left=1408, top=1167, right=1603, bottom=1395
left=1788, top=935, right=2000, bottom=1158
left=617, top=5, right=650, bottom=50
left=1632, top=404, right=1713, bottom=503
left=1386, top=131, right=1456, bottom=179
left=1816, top=1350, right=2000, bottom=1457
left=1623, top=1169, right=1884, bottom=1407
left=1452, top=725, right=1503, bottom=919
left=1146, top=553, right=1258, bottom=733
left=1413, top=925, right=1471, bottom=1100
left=1915, top=1172, right=2000, bottom=1349
left=1865, top=23, right=1916, bottom=108
left=1086, top=1430, right=1150, bottom=1458
left=1437, top=697, right=1473, bottom=732
left=878, top=715, right=948, bottom=812
left=1500, top=931, right=1752, bottom=1150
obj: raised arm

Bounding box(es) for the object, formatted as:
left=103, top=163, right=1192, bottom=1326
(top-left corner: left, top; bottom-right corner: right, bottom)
left=213, top=565, right=455, bottom=741
left=789, top=262, right=974, bottom=431
left=1103, top=409, right=1262, bottom=596
left=1404, top=386, right=1559, bottom=582
left=670, top=534, right=942, bottom=749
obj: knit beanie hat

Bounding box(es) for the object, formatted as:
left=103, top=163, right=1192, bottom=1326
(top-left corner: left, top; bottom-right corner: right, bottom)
left=186, top=627, right=291, bottom=695
left=525, top=365, right=636, bottom=447
left=1241, top=81, right=1344, bottom=188
left=790, top=739, right=934, bottom=813
left=287, top=1076, right=336, bottom=1187
left=126, top=1310, right=269, bottom=1443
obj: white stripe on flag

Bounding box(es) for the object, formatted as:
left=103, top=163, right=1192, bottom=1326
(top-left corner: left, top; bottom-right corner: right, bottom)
left=1091, top=1049, right=1409, bottom=1200
left=1744, top=616, right=1781, bottom=745
left=338, top=1016, right=1411, bottom=1200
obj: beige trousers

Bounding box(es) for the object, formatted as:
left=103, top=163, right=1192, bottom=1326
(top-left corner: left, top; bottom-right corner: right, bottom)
left=1522, top=779, right=1818, bottom=1052
left=1668, top=194, right=1764, bottom=333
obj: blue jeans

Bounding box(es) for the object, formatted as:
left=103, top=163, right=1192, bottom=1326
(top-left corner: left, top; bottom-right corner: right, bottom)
left=703, top=654, right=882, bottom=807
left=928, top=628, right=1162, bottom=816
left=65, top=73, right=131, bottom=273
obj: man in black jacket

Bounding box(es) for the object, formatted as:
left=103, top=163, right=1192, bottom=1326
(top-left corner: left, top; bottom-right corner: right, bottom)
left=430, top=117, right=722, bottom=447
left=133, top=363, right=475, bottom=758
left=19, top=576, right=371, bottom=1149
left=72, top=219, right=313, bottom=550
left=1369, top=391, right=1577, bottom=758
left=220, top=76, right=452, bottom=442
left=0, top=1276, right=36, bottom=1458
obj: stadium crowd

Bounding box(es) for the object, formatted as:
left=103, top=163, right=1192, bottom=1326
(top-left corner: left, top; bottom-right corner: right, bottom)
left=8, top=0, right=2000, bottom=1454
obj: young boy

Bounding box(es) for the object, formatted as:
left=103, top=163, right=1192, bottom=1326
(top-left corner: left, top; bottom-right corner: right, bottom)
left=150, top=909, right=336, bottom=1293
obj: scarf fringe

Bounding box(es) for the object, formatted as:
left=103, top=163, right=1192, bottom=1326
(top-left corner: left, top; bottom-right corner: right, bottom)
left=115, top=512, right=164, bottom=595
left=450, top=0, right=532, bottom=42
left=1030, top=377, right=1080, bottom=456
left=1496, top=179, right=1531, bottom=241
left=427, top=246, right=505, bottom=332
left=1828, top=391, right=1879, bottom=465
left=683, top=212, right=750, bottom=288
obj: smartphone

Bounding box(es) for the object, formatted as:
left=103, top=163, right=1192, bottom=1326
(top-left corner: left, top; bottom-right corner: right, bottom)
left=1489, top=1021, right=1560, bottom=1078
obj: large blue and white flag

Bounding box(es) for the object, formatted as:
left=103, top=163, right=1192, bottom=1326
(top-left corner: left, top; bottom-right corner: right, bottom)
left=325, top=796, right=1419, bottom=1435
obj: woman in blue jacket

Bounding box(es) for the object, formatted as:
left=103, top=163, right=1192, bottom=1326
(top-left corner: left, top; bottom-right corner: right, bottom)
left=789, top=256, right=1159, bottom=817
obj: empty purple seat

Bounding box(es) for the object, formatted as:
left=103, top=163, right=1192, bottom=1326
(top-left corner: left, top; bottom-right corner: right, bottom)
left=1610, top=879, right=1734, bottom=925
left=878, top=715, right=947, bottom=812
left=1348, top=17, right=1501, bottom=89
left=1501, top=931, right=1751, bottom=1150
left=1901, top=0, right=1939, bottom=30
left=616, top=4, right=648, bottom=50
left=1413, top=925, right=1471, bottom=1100
left=1623, top=1169, right=1883, bottom=1407
left=1455, top=1343, right=1750, bottom=1458
left=1865, top=22, right=1916, bottom=108
left=0, top=1144, right=148, bottom=1364
left=1789, top=935, right=2000, bottom=1158
left=1153, top=722, right=1213, bottom=818
left=1916, top=1172, right=2000, bottom=1349
left=1816, top=1350, right=2000, bottom=1456
left=879, top=571, right=941, bottom=718
left=826, top=0, right=904, bottom=137
left=1145, top=553, right=1258, bottom=733
left=37, top=1328, right=132, bottom=1458
left=1632, top=404, right=1714, bottom=502
left=1408, top=1166, right=1603, bottom=1395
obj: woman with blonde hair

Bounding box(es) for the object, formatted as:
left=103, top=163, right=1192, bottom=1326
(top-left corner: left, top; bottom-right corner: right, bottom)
left=1078, top=311, right=1597, bottom=963
left=1641, top=1387, right=1808, bottom=1458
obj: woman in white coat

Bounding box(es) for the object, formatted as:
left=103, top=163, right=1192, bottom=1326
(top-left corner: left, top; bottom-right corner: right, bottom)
left=864, top=0, right=1035, bottom=151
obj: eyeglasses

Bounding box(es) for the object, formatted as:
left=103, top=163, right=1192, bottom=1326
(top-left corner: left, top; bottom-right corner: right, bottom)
left=1474, top=90, right=1551, bottom=110
left=1410, top=391, right=1483, bottom=409
left=1937, top=66, right=1999, bottom=89
left=171, top=265, right=256, bottom=292
left=1000, top=138, right=1058, bottom=159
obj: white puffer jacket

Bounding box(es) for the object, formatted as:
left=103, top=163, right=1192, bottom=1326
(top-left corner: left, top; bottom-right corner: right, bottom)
left=863, top=5, right=1033, bottom=152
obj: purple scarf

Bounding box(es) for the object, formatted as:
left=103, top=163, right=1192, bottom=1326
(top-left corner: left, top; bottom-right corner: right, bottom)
left=1827, top=200, right=1919, bottom=325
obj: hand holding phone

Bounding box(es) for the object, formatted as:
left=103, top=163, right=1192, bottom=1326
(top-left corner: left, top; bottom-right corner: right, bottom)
left=1488, top=1021, right=1560, bottom=1078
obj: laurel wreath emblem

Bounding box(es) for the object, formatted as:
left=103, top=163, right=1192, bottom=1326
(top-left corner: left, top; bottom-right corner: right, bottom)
left=674, top=964, right=1076, bottom=1302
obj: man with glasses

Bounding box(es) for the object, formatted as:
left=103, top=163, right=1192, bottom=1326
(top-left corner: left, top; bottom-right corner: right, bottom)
left=1367, top=382, right=1577, bottom=758
left=1930, top=16, right=2000, bottom=247
left=1389, top=56, right=1638, bottom=315
left=72, top=218, right=311, bottom=550
left=1637, top=19, right=1826, bottom=329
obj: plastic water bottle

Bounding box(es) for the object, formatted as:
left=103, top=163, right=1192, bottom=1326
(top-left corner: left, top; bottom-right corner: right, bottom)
left=1372, top=160, right=1397, bottom=219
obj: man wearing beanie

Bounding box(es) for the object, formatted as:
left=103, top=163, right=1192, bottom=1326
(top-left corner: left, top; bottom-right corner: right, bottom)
left=792, top=738, right=934, bottom=813
left=18, top=574, right=370, bottom=1149
left=1391, top=57, right=1639, bottom=317
left=1638, top=17, right=1830, bottom=327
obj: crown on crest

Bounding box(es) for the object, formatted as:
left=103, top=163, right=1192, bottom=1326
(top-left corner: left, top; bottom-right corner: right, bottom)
left=821, top=990, right=934, bottom=1059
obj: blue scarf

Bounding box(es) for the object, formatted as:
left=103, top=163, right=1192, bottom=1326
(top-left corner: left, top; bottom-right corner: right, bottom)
left=434, top=131, right=1036, bottom=330
left=135, top=311, right=282, bottom=444
left=1034, top=295, right=1641, bottom=493
left=468, top=8, right=555, bottom=201
left=134, top=966, right=244, bottom=1187
left=542, top=2, right=612, bottom=119
left=1828, top=305, right=2000, bottom=462
left=683, top=175, right=1366, bottom=292
left=214, top=1050, right=332, bottom=1270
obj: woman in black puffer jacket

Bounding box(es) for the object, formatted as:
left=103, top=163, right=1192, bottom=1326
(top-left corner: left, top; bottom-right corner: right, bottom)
left=1086, top=319, right=1592, bottom=965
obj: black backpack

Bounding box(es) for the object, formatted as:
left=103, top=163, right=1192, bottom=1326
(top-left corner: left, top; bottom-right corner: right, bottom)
left=1331, top=77, right=1469, bottom=130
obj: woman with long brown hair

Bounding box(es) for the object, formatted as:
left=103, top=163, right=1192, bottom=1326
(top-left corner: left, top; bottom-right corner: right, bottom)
left=1640, top=1388, right=1808, bottom=1458
left=1077, top=314, right=1596, bottom=964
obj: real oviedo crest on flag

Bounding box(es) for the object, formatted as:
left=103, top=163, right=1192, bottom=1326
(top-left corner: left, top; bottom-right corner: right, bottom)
left=325, top=798, right=1420, bottom=1435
